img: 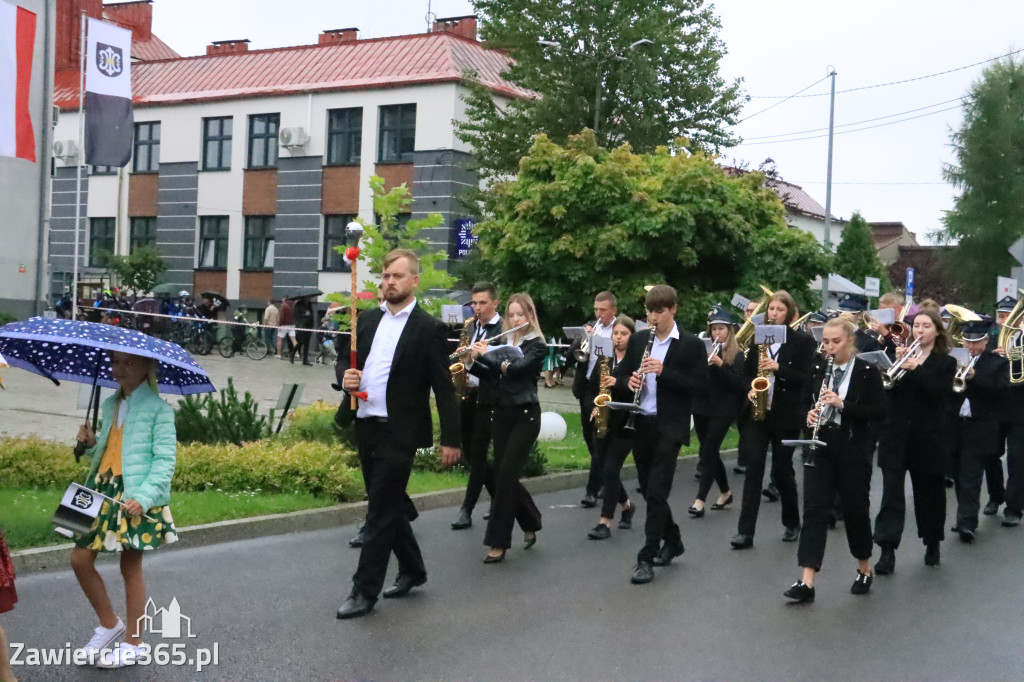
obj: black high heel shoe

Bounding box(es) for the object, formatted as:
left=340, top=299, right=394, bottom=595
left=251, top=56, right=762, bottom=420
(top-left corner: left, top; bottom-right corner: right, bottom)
left=687, top=504, right=705, bottom=518
left=524, top=532, right=537, bottom=550
left=483, top=550, right=506, bottom=564
left=710, top=493, right=734, bottom=511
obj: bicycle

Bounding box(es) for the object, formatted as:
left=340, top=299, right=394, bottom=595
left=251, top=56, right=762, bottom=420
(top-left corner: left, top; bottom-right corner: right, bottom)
left=218, top=323, right=269, bottom=360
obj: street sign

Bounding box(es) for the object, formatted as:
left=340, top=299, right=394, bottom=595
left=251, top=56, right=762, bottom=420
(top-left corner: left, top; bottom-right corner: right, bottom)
left=864, top=276, right=880, bottom=298
left=906, top=268, right=915, bottom=303
left=997, top=276, right=1019, bottom=302
left=1009, top=236, right=1024, bottom=265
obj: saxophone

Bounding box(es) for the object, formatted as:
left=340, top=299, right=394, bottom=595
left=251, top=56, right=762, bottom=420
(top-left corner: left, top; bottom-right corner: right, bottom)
left=450, top=316, right=475, bottom=400
left=751, top=344, right=771, bottom=421
left=592, top=356, right=612, bottom=438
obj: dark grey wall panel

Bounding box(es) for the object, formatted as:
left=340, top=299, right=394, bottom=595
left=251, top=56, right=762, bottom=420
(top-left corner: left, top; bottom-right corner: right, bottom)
left=273, top=156, right=322, bottom=299
left=48, top=167, right=88, bottom=283
left=411, top=149, right=477, bottom=269
left=156, top=162, right=199, bottom=289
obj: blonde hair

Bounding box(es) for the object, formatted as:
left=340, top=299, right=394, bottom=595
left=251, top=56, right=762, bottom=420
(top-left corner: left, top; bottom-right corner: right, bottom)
left=504, top=292, right=544, bottom=340
left=825, top=316, right=858, bottom=340
left=708, top=321, right=741, bottom=364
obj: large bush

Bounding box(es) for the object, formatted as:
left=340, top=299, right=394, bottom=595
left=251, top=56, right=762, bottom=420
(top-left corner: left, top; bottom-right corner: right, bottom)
left=175, top=378, right=274, bottom=445
left=277, top=400, right=351, bottom=447
left=0, top=435, right=89, bottom=488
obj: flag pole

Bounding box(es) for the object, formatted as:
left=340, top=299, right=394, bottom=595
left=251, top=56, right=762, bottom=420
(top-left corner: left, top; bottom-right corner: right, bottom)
left=71, top=11, right=86, bottom=320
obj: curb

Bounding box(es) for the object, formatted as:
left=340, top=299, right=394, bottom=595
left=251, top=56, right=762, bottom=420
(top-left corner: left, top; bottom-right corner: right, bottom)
left=12, top=450, right=731, bottom=576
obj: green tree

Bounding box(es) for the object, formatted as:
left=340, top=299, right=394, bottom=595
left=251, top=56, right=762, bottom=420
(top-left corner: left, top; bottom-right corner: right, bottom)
left=457, top=0, right=745, bottom=180
left=833, top=211, right=890, bottom=293
left=104, top=245, right=167, bottom=298
left=469, top=130, right=830, bottom=330
left=940, top=55, right=1024, bottom=306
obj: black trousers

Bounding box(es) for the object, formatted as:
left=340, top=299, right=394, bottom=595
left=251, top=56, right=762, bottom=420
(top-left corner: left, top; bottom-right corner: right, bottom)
left=295, top=329, right=312, bottom=362
left=693, top=414, right=732, bottom=502
left=797, top=427, right=873, bottom=570
left=955, top=417, right=1003, bottom=531
left=459, top=396, right=496, bottom=513
left=597, top=434, right=632, bottom=519
left=579, top=396, right=596, bottom=459
left=1004, top=423, right=1024, bottom=513
left=484, top=404, right=543, bottom=549
left=874, top=466, right=946, bottom=548
left=351, top=421, right=424, bottom=601
left=632, top=416, right=683, bottom=563
left=736, top=419, right=800, bottom=537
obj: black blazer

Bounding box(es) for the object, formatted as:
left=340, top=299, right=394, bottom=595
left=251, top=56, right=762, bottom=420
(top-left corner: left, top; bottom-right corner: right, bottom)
left=469, top=336, right=547, bottom=407
left=956, top=351, right=1009, bottom=424
left=805, top=356, right=884, bottom=459
left=467, top=316, right=504, bottom=405
left=587, top=353, right=634, bottom=437
left=877, top=350, right=957, bottom=475
left=692, top=350, right=747, bottom=420
left=338, top=303, right=460, bottom=450
left=612, top=327, right=708, bottom=445
left=742, top=327, right=817, bottom=429
left=854, top=329, right=882, bottom=354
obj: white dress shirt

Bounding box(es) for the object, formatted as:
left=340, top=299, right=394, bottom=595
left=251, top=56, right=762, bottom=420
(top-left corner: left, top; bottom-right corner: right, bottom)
left=585, top=318, right=616, bottom=379
left=823, top=359, right=854, bottom=426
left=357, top=298, right=416, bottom=418
left=467, top=313, right=500, bottom=389
left=639, top=323, right=680, bottom=416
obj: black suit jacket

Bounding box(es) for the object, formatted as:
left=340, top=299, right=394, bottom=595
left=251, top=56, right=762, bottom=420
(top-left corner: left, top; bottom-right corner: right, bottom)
left=338, top=303, right=460, bottom=450
left=877, top=350, right=957, bottom=474
left=742, top=328, right=816, bottom=430
left=805, top=356, right=884, bottom=459
left=467, top=316, right=504, bottom=405
left=612, top=327, right=708, bottom=445
left=956, top=351, right=1009, bottom=425
left=692, top=351, right=747, bottom=420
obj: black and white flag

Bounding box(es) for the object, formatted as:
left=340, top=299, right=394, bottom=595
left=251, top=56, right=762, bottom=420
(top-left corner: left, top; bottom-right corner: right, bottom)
left=84, top=18, right=132, bottom=167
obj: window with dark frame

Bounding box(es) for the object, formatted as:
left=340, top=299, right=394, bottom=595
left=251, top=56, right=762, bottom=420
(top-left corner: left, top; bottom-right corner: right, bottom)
left=198, top=216, right=229, bottom=268
left=91, top=165, right=116, bottom=175
left=130, top=217, right=157, bottom=251
left=203, top=116, right=233, bottom=171
left=133, top=121, right=161, bottom=173
left=89, top=217, right=115, bottom=266
left=326, top=107, right=362, bottom=166
left=323, top=215, right=356, bottom=272
left=248, top=113, right=280, bottom=169
left=377, top=104, right=416, bottom=163
left=243, top=216, right=275, bottom=270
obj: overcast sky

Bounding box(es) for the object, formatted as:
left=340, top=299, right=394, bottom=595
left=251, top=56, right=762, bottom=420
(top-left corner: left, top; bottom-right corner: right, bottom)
left=151, top=0, right=1024, bottom=243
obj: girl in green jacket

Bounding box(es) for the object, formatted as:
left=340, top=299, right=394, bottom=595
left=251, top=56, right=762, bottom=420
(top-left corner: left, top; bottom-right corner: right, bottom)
left=71, top=351, right=178, bottom=669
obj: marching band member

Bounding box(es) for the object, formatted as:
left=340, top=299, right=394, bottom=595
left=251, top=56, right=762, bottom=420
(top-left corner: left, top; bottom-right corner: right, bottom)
left=783, top=317, right=883, bottom=603
left=586, top=315, right=639, bottom=540
left=688, top=306, right=744, bottom=517
left=992, top=295, right=1024, bottom=527
left=982, top=295, right=1019, bottom=516
left=731, top=290, right=816, bottom=550
left=613, top=285, right=708, bottom=584
left=873, top=309, right=957, bottom=574
left=573, top=292, right=619, bottom=508
left=951, top=317, right=1009, bottom=542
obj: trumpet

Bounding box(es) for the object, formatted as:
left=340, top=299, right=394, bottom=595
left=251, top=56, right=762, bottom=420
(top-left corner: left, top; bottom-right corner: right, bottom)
left=707, top=340, right=722, bottom=365
left=952, top=353, right=980, bottom=394
left=882, top=337, right=923, bottom=390
left=448, top=322, right=531, bottom=364
left=574, top=320, right=598, bottom=363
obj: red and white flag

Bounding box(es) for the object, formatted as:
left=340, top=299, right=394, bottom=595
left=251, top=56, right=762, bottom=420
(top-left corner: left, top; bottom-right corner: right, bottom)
left=0, top=1, right=36, bottom=162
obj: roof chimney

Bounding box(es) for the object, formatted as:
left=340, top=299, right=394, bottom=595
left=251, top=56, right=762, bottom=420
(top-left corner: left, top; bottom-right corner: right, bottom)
left=206, top=39, right=251, bottom=56
left=103, top=0, right=154, bottom=41
left=319, top=28, right=359, bottom=45
left=56, top=0, right=104, bottom=70
left=430, top=15, right=478, bottom=40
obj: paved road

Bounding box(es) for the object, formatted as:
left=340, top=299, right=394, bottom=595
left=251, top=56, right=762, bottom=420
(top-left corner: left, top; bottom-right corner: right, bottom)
left=0, top=353, right=579, bottom=443
left=5, top=456, right=1021, bottom=681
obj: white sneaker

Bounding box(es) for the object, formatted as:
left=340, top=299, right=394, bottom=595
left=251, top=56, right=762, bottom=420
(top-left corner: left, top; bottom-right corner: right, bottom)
left=75, top=618, right=126, bottom=665
left=95, top=641, right=143, bottom=669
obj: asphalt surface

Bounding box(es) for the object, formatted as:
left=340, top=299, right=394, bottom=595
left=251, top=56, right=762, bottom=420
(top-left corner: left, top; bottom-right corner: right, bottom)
left=5, top=455, right=1022, bottom=681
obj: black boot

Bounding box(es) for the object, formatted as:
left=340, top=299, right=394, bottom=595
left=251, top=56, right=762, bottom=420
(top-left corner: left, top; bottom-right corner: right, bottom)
left=875, top=544, right=896, bottom=575
left=451, top=507, right=472, bottom=530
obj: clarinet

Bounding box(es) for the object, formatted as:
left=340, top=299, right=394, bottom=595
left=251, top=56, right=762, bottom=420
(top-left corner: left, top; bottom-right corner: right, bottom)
left=805, top=355, right=835, bottom=469
left=624, top=330, right=657, bottom=432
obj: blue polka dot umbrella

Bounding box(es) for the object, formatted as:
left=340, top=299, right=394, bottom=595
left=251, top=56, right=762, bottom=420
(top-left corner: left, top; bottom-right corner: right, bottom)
left=0, top=317, right=216, bottom=395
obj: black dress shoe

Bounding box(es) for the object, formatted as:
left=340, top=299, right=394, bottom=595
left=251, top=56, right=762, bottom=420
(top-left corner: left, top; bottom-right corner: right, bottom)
left=782, top=526, right=800, bottom=542
left=348, top=527, right=366, bottom=548
left=710, top=493, right=733, bottom=510
left=652, top=541, right=685, bottom=566
left=958, top=528, right=975, bottom=543
left=850, top=570, right=873, bottom=595
left=875, top=545, right=896, bottom=575
left=588, top=524, right=611, bottom=540
left=580, top=494, right=597, bottom=508
left=302, top=360, right=313, bottom=366
left=483, top=550, right=506, bottom=564
left=483, top=511, right=492, bottom=521
left=983, top=500, right=1001, bottom=516
left=451, top=507, right=472, bottom=530
left=630, top=561, right=654, bottom=584
left=618, top=502, right=636, bottom=529
left=383, top=574, right=427, bottom=599
left=783, top=581, right=815, bottom=603
left=336, top=593, right=375, bottom=619
left=924, top=542, right=941, bottom=566
left=730, top=534, right=753, bottom=549
left=762, top=482, right=780, bottom=502
left=523, top=532, right=537, bottom=549
left=733, top=464, right=747, bottom=475
left=687, top=505, right=705, bottom=518
left=1002, top=509, right=1022, bottom=527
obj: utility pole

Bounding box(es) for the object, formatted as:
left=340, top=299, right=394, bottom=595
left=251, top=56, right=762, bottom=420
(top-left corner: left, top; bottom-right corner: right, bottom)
left=821, top=66, right=837, bottom=306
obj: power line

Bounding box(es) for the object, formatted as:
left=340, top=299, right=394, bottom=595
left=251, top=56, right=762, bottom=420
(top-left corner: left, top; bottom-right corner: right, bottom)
left=737, top=75, right=830, bottom=123
left=737, top=105, right=962, bottom=145
left=748, top=48, right=1024, bottom=99
left=742, top=97, right=962, bottom=140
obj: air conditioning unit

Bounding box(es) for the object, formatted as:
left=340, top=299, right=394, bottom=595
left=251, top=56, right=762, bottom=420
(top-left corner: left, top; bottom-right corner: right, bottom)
left=279, top=127, right=309, bottom=148
left=52, top=139, right=79, bottom=161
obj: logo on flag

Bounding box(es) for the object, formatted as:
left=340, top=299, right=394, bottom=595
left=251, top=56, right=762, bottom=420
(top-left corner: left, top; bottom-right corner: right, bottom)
left=95, top=43, right=123, bottom=77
